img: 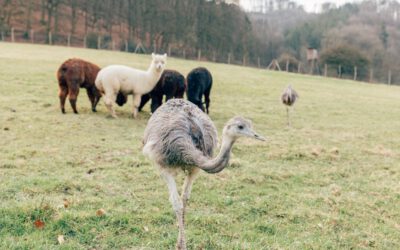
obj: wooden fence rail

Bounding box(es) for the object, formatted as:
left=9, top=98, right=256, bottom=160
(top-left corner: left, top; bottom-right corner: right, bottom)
left=1, top=27, right=398, bottom=86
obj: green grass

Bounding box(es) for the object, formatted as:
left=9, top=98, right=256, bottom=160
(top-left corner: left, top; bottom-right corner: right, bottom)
left=0, top=42, right=399, bottom=249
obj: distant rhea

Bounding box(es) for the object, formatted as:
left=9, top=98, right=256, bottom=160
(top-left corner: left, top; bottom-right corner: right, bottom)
left=142, top=99, right=265, bottom=250
left=281, top=85, right=299, bottom=127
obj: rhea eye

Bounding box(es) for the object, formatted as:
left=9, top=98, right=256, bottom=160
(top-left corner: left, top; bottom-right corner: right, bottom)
left=238, top=125, right=244, bottom=130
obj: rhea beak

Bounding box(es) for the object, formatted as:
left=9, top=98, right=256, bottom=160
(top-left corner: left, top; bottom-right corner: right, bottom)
left=244, top=129, right=266, bottom=141
left=253, top=132, right=266, bottom=141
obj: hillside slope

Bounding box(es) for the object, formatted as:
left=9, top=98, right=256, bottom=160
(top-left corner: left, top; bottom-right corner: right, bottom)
left=0, top=43, right=399, bottom=249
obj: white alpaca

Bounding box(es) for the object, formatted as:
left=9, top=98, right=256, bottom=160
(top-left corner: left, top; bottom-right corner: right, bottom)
left=95, top=53, right=167, bottom=118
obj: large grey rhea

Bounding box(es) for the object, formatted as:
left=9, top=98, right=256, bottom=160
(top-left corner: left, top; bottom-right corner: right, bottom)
left=142, top=99, right=265, bottom=250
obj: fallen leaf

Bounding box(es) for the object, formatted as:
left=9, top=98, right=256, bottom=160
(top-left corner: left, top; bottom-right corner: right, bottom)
left=34, top=219, right=45, bottom=229
left=57, top=235, right=65, bottom=245
left=96, top=208, right=106, bottom=216
left=330, top=184, right=342, bottom=196
left=330, top=147, right=339, bottom=155
left=63, top=199, right=70, bottom=208
left=87, top=168, right=95, bottom=174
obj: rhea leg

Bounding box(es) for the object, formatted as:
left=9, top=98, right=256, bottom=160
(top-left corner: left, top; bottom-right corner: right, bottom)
left=181, top=168, right=199, bottom=224
left=160, top=168, right=187, bottom=250
left=286, top=106, right=290, bottom=127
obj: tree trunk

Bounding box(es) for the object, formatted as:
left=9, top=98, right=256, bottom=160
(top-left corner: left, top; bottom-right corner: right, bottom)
left=46, top=0, right=53, bottom=36
left=41, top=0, right=46, bottom=23
left=70, top=0, right=77, bottom=34
left=26, top=0, right=33, bottom=31
left=54, top=2, right=60, bottom=36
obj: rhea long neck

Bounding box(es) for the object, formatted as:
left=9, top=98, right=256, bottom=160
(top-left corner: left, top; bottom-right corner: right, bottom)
left=200, top=134, right=236, bottom=174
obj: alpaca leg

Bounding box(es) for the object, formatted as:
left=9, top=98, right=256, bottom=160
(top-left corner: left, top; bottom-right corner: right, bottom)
left=132, top=94, right=142, bottom=118
left=58, top=85, right=68, bottom=114
left=68, top=85, right=80, bottom=114
left=198, top=93, right=206, bottom=113
left=181, top=168, right=200, bottom=224
left=204, top=89, right=211, bottom=114
left=86, top=87, right=97, bottom=112
left=138, top=94, right=150, bottom=112
left=160, top=168, right=187, bottom=250
left=104, top=92, right=117, bottom=118
left=150, top=94, right=163, bottom=113
left=93, top=94, right=101, bottom=111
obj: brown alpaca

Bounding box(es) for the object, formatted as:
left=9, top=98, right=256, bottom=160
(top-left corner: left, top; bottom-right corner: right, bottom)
left=57, top=58, right=101, bottom=114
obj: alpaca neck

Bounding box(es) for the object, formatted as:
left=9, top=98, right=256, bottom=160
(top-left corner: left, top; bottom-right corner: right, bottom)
left=200, top=135, right=235, bottom=174
left=141, top=63, right=163, bottom=94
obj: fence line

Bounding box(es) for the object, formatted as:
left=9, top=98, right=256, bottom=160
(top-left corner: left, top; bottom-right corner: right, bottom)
left=1, top=26, right=398, bottom=86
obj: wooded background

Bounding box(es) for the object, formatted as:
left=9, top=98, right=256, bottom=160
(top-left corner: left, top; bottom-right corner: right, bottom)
left=1, top=0, right=400, bottom=84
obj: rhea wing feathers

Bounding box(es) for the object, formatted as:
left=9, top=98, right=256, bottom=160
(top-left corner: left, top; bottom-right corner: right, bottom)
left=143, top=99, right=218, bottom=169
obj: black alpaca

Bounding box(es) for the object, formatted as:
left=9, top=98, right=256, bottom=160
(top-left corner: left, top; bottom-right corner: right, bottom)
left=186, top=67, right=212, bottom=113
left=137, top=69, right=186, bottom=113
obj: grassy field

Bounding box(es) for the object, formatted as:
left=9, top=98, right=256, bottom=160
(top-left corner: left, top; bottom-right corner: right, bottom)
left=0, top=42, right=399, bottom=249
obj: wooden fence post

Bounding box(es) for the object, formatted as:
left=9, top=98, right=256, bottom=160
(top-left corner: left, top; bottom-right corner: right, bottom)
left=48, top=31, right=52, bottom=45
left=125, top=40, right=128, bottom=52
left=112, top=40, right=115, bottom=50
left=369, top=68, right=373, bottom=83
left=242, top=54, right=246, bottom=66
left=197, top=50, right=201, bottom=61
left=1, top=31, right=4, bottom=41
left=353, top=66, right=357, bottom=81
left=228, top=53, right=231, bottom=64
left=257, top=57, right=261, bottom=68
left=286, top=59, right=289, bottom=72
left=153, top=40, right=157, bottom=53
left=388, top=70, right=392, bottom=85
left=324, top=64, right=327, bottom=77
left=213, top=51, right=216, bottom=62
left=83, top=35, right=87, bottom=48
left=298, top=62, right=301, bottom=73
left=97, top=35, right=101, bottom=49
left=30, top=29, right=34, bottom=43
left=309, top=59, right=314, bottom=74
left=11, top=27, right=15, bottom=42
left=338, top=65, right=342, bottom=78
left=183, top=49, right=186, bottom=59
left=168, top=44, right=171, bottom=56
left=67, top=34, right=71, bottom=47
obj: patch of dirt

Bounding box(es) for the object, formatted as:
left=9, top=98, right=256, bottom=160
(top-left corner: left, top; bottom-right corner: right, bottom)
left=364, top=145, right=394, bottom=157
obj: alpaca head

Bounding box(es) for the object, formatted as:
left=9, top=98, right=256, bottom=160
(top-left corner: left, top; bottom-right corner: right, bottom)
left=151, top=53, right=167, bottom=73
left=222, top=116, right=265, bottom=142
